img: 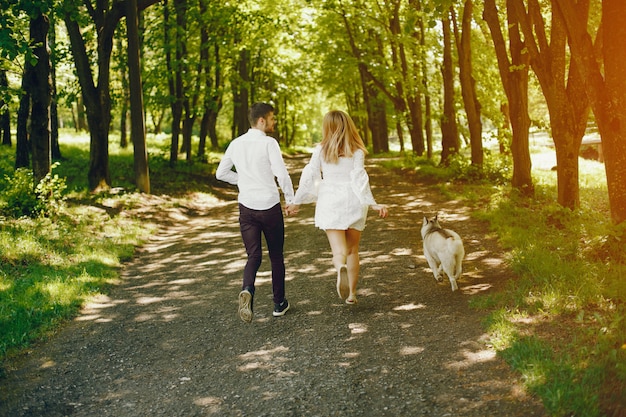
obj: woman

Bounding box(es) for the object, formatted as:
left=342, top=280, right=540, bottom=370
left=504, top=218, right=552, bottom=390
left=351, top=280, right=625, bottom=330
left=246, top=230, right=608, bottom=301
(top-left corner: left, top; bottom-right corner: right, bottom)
left=289, top=110, right=388, bottom=304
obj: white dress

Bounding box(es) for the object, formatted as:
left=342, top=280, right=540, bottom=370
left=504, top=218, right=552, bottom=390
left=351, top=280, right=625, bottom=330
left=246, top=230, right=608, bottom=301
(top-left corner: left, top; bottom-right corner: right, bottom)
left=294, top=145, right=377, bottom=231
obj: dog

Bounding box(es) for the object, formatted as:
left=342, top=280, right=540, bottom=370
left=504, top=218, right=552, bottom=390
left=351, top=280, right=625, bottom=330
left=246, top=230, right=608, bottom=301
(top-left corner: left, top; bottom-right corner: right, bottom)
left=421, top=216, right=465, bottom=291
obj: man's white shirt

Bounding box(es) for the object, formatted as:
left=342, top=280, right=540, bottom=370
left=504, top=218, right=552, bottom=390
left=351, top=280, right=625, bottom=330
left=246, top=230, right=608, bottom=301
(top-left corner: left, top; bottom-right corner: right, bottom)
left=216, top=128, right=295, bottom=210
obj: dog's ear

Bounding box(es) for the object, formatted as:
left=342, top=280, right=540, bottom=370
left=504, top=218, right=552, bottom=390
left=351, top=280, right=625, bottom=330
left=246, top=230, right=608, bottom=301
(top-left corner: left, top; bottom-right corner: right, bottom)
left=423, top=216, right=428, bottom=226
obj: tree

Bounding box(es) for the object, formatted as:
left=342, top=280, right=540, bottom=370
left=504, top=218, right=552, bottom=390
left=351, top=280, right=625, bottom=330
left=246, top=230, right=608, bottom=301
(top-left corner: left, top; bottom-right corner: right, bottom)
left=483, top=0, right=534, bottom=195
left=554, top=0, right=626, bottom=224
left=452, top=0, right=483, bottom=168
left=49, top=12, right=61, bottom=161
left=127, top=0, right=150, bottom=193
left=162, top=0, right=184, bottom=165
left=62, top=0, right=159, bottom=190
left=440, top=8, right=460, bottom=165
left=197, top=0, right=225, bottom=152
left=331, top=0, right=424, bottom=154
left=0, top=69, right=10, bottom=146
left=510, top=0, right=589, bottom=210
left=15, top=74, right=30, bottom=169
left=27, top=12, right=52, bottom=184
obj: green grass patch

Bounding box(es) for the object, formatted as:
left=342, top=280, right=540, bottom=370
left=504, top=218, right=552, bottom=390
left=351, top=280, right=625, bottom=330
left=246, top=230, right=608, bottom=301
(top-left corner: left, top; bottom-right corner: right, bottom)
left=0, top=204, right=152, bottom=361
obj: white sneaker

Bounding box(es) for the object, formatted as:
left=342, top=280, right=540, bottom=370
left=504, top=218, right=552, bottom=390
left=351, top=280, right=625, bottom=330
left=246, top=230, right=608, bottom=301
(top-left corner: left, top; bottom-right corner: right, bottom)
left=238, top=289, right=253, bottom=323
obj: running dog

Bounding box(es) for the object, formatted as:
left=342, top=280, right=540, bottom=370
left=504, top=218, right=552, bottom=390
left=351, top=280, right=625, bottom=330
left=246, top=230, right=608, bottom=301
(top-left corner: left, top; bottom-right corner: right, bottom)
left=421, top=216, right=465, bottom=291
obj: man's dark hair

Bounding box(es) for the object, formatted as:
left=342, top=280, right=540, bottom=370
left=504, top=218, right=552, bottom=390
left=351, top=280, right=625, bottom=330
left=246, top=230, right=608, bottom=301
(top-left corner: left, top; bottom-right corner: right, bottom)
left=248, top=102, right=275, bottom=126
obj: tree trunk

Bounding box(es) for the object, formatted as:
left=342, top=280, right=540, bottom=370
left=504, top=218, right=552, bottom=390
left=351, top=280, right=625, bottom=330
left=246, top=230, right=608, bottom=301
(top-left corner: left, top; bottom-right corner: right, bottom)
left=0, top=70, right=10, bottom=146
left=358, top=65, right=375, bottom=150
left=395, top=121, right=405, bottom=152
left=416, top=1, right=433, bottom=159
left=407, top=96, right=424, bottom=156
left=15, top=78, right=30, bottom=169
left=28, top=13, right=52, bottom=184
left=118, top=33, right=129, bottom=149
left=120, top=103, right=128, bottom=148
left=233, top=48, right=250, bottom=138
left=164, top=0, right=181, bottom=166
left=483, top=0, right=533, bottom=195
left=49, top=13, right=61, bottom=160
left=440, top=12, right=460, bottom=166
left=76, top=96, right=88, bottom=132
left=511, top=0, right=589, bottom=209
left=554, top=0, right=626, bottom=224
left=368, top=91, right=389, bottom=154
left=179, top=0, right=201, bottom=163
left=64, top=14, right=112, bottom=191
left=127, top=0, right=150, bottom=193
left=62, top=0, right=160, bottom=191
left=454, top=0, right=483, bottom=168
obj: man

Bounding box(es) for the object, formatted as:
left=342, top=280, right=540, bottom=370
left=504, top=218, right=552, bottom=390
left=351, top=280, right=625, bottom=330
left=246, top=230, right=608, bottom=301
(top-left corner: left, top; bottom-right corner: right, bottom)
left=216, top=102, right=295, bottom=322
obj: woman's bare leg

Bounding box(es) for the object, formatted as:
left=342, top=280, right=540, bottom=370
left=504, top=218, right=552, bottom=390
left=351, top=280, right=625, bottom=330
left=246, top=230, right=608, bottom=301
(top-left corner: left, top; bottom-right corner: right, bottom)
left=325, top=229, right=347, bottom=269
left=325, top=230, right=349, bottom=298
left=345, top=228, right=362, bottom=299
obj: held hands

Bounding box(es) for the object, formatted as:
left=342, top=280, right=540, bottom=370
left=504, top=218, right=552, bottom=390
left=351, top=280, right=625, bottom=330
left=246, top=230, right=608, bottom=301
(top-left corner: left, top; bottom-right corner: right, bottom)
left=371, top=204, right=389, bottom=219
left=285, top=204, right=300, bottom=217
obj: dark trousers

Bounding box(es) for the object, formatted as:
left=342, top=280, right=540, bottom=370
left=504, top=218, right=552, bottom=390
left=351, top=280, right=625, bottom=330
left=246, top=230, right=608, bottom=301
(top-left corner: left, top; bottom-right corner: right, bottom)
left=239, top=203, right=285, bottom=304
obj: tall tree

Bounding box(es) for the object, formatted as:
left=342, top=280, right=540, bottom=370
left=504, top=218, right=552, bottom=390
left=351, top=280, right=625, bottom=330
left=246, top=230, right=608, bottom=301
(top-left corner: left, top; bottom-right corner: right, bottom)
left=232, top=47, right=250, bottom=138
left=554, top=0, right=626, bottom=224
left=127, top=0, right=150, bottom=193
left=27, top=12, right=52, bottom=184
left=164, top=0, right=184, bottom=166
left=197, top=0, right=224, bottom=153
left=483, top=0, right=534, bottom=195
left=15, top=76, right=30, bottom=169
left=440, top=9, right=460, bottom=165
left=334, top=0, right=421, bottom=155
left=510, top=0, right=589, bottom=210
left=415, top=0, right=433, bottom=159
left=49, top=12, right=61, bottom=160
left=0, top=69, right=10, bottom=146
left=63, top=0, right=159, bottom=190
left=452, top=0, right=483, bottom=168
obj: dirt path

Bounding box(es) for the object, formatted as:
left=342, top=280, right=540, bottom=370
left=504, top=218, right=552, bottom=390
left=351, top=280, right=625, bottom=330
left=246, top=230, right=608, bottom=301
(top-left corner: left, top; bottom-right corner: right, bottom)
left=0, top=156, right=546, bottom=417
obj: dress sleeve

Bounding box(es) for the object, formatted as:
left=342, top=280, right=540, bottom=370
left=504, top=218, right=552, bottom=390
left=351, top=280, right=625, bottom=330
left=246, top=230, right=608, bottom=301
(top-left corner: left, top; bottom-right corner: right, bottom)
left=350, top=149, right=377, bottom=206
left=293, top=146, right=322, bottom=204
left=268, top=140, right=295, bottom=204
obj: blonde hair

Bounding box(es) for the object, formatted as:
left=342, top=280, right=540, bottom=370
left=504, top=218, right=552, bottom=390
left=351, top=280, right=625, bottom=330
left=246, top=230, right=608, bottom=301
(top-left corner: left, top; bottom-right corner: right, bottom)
left=320, top=110, right=368, bottom=163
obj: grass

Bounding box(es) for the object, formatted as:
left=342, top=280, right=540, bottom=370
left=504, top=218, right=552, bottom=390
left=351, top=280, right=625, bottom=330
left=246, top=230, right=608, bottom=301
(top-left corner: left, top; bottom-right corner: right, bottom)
left=0, top=201, right=151, bottom=361
left=393, top=142, right=626, bottom=416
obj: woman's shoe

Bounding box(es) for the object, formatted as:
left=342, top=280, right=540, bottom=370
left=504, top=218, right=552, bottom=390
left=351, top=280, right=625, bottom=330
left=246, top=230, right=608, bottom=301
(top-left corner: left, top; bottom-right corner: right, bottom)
left=336, top=265, right=349, bottom=299
left=345, top=294, right=357, bottom=304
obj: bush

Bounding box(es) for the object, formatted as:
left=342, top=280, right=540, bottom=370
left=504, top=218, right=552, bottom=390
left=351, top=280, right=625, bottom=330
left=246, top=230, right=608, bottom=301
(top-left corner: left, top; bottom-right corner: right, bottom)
left=446, top=150, right=512, bottom=185
left=0, top=163, right=67, bottom=218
